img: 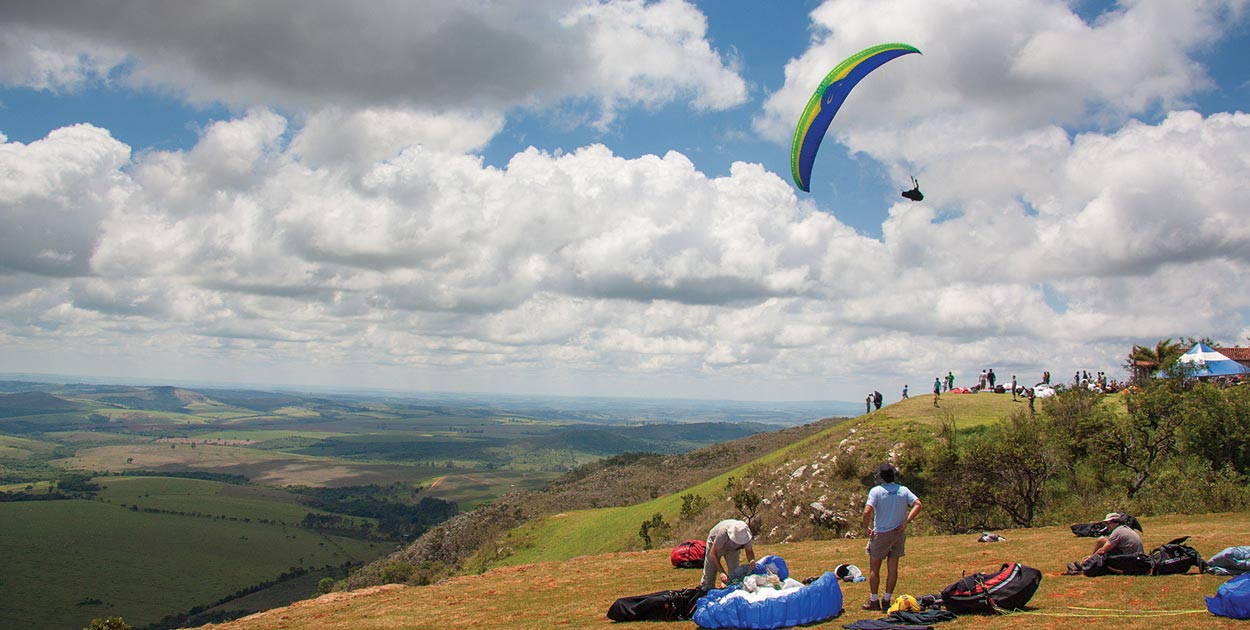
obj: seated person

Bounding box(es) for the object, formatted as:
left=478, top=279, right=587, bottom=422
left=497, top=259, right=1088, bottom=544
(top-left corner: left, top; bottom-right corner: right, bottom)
left=1066, top=512, right=1146, bottom=576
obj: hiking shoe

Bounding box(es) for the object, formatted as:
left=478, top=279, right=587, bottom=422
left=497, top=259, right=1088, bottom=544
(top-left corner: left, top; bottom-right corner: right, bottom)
left=861, top=599, right=881, bottom=611
left=881, top=598, right=892, bottom=611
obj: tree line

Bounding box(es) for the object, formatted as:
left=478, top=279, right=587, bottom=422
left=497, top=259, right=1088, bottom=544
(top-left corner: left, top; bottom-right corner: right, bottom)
left=910, top=373, right=1250, bottom=533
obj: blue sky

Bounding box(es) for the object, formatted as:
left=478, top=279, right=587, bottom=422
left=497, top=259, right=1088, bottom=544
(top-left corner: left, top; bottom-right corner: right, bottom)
left=1, top=0, right=1248, bottom=402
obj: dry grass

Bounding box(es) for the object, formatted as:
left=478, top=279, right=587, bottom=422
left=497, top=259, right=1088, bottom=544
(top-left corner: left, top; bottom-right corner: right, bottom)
left=195, top=510, right=1250, bottom=630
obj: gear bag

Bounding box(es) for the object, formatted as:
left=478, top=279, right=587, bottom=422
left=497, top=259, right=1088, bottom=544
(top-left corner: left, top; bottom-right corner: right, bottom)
left=607, top=587, right=703, bottom=622
left=1149, top=535, right=1206, bottom=575
left=939, top=562, right=1042, bottom=614
left=670, top=539, right=706, bottom=569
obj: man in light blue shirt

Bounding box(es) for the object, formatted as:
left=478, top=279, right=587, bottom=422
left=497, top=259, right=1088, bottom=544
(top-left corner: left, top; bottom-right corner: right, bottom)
left=861, top=463, right=922, bottom=611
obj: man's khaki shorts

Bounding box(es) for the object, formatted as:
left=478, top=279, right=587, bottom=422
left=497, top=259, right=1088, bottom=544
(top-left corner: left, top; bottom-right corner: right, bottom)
left=867, top=526, right=906, bottom=559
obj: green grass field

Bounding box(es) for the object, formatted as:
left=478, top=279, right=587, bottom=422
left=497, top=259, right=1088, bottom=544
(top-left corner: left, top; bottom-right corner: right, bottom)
left=0, top=433, right=58, bottom=458
left=59, top=443, right=431, bottom=487
left=0, top=499, right=387, bottom=630
left=194, top=429, right=352, bottom=442
left=422, top=469, right=561, bottom=510
left=94, top=476, right=358, bottom=525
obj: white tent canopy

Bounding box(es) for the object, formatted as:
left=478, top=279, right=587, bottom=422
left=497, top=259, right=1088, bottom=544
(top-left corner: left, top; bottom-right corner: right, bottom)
left=1176, top=343, right=1250, bottom=377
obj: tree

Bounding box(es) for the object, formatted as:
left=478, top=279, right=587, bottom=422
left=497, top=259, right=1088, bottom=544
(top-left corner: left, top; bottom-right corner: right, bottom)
left=733, top=490, right=762, bottom=529
left=1126, top=338, right=1184, bottom=384
left=638, top=512, right=671, bottom=550
left=1178, top=382, right=1250, bottom=475
left=962, top=410, right=1057, bottom=528
left=1099, top=376, right=1186, bottom=497
left=1040, top=388, right=1113, bottom=491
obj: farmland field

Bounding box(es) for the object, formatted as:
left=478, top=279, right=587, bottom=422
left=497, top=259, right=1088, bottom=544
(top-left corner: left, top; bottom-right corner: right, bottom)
left=0, top=380, right=805, bottom=629
left=0, top=499, right=386, bottom=630
left=59, top=443, right=433, bottom=487
left=95, top=476, right=359, bottom=524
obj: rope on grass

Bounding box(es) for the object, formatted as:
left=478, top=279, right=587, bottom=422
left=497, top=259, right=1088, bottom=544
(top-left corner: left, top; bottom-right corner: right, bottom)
left=999, top=606, right=1207, bottom=618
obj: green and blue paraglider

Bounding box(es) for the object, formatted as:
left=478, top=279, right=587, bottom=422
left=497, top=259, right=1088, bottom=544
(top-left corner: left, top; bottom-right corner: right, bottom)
left=790, top=43, right=921, bottom=195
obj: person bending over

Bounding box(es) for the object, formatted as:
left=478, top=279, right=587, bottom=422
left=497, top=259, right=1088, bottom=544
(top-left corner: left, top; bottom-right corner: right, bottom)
left=701, top=519, right=755, bottom=590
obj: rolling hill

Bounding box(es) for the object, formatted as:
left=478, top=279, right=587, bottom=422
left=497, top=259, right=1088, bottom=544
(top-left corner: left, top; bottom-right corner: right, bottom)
left=188, top=390, right=1250, bottom=630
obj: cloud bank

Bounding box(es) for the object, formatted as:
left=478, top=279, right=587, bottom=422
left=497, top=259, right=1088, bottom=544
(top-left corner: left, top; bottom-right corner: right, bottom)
left=0, top=0, right=1247, bottom=400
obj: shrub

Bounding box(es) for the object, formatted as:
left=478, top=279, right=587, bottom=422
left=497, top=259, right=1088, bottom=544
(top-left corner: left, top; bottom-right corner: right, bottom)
left=380, top=561, right=415, bottom=584
left=638, top=513, right=672, bottom=550
left=317, top=577, right=337, bottom=594
left=679, top=493, right=708, bottom=520
left=84, top=617, right=131, bottom=630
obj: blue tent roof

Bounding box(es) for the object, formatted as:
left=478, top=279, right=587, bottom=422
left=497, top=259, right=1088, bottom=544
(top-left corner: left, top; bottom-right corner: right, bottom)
left=1177, top=343, right=1250, bottom=377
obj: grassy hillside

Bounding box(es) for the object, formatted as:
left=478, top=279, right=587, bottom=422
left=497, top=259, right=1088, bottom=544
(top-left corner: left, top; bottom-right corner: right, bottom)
left=196, top=511, right=1250, bottom=630
left=341, top=416, right=848, bottom=587
left=478, top=393, right=1030, bottom=569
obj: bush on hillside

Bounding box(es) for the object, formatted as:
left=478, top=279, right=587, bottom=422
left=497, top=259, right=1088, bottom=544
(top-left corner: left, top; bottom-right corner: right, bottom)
left=680, top=493, right=709, bottom=519
left=638, top=513, right=672, bottom=550
left=84, top=617, right=130, bottom=630
left=380, top=561, right=415, bottom=584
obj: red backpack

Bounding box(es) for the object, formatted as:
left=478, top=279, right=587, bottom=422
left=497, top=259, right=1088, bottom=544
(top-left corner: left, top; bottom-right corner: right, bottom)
left=670, top=540, right=706, bottom=569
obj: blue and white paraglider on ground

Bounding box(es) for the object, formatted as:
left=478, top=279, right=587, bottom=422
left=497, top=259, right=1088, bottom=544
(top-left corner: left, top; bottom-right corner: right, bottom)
left=693, top=570, right=842, bottom=629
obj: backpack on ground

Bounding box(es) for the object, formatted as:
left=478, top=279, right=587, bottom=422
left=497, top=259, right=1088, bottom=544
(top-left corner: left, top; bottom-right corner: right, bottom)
left=607, top=587, right=704, bottom=622
left=939, top=562, right=1042, bottom=613
left=670, top=539, right=706, bottom=569
left=1149, top=535, right=1206, bottom=575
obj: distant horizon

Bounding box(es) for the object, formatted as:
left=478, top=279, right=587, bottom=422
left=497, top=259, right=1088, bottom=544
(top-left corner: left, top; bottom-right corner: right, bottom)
left=0, top=370, right=860, bottom=407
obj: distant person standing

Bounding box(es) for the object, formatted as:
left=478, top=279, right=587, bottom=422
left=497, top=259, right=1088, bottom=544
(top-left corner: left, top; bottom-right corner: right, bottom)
left=1028, top=387, right=1036, bottom=414
left=945, top=372, right=954, bottom=392
left=987, top=369, right=997, bottom=389
left=978, top=370, right=987, bottom=391
left=701, top=519, right=755, bottom=590
left=1043, top=371, right=1050, bottom=385
left=873, top=391, right=883, bottom=411
left=861, top=463, right=922, bottom=611
left=901, top=384, right=908, bottom=400
left=932, top=377, right=941, bottom=407
left=1011, top=375, right=1018, bottom=400
left=866, top=393, right=873, bottom=414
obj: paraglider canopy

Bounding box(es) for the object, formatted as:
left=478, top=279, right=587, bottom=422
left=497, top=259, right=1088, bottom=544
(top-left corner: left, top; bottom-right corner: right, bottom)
left=791, top=43, right=921, bottom=193
left=901, top=177, right=923, bottom=201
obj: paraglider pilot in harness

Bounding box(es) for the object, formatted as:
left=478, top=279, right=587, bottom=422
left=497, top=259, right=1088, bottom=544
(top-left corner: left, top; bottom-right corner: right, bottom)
left=901, top=177, right=923, bottom=201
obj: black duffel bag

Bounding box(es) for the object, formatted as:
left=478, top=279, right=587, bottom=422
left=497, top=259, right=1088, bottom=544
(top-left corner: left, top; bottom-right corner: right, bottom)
left=607, top=587, right=703, bottom=622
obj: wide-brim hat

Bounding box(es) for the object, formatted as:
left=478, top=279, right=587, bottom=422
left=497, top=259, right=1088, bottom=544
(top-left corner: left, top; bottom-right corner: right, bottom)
left=728, top=522, right=752, bottom=545
left=875, top=463, right=898, bottom=483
